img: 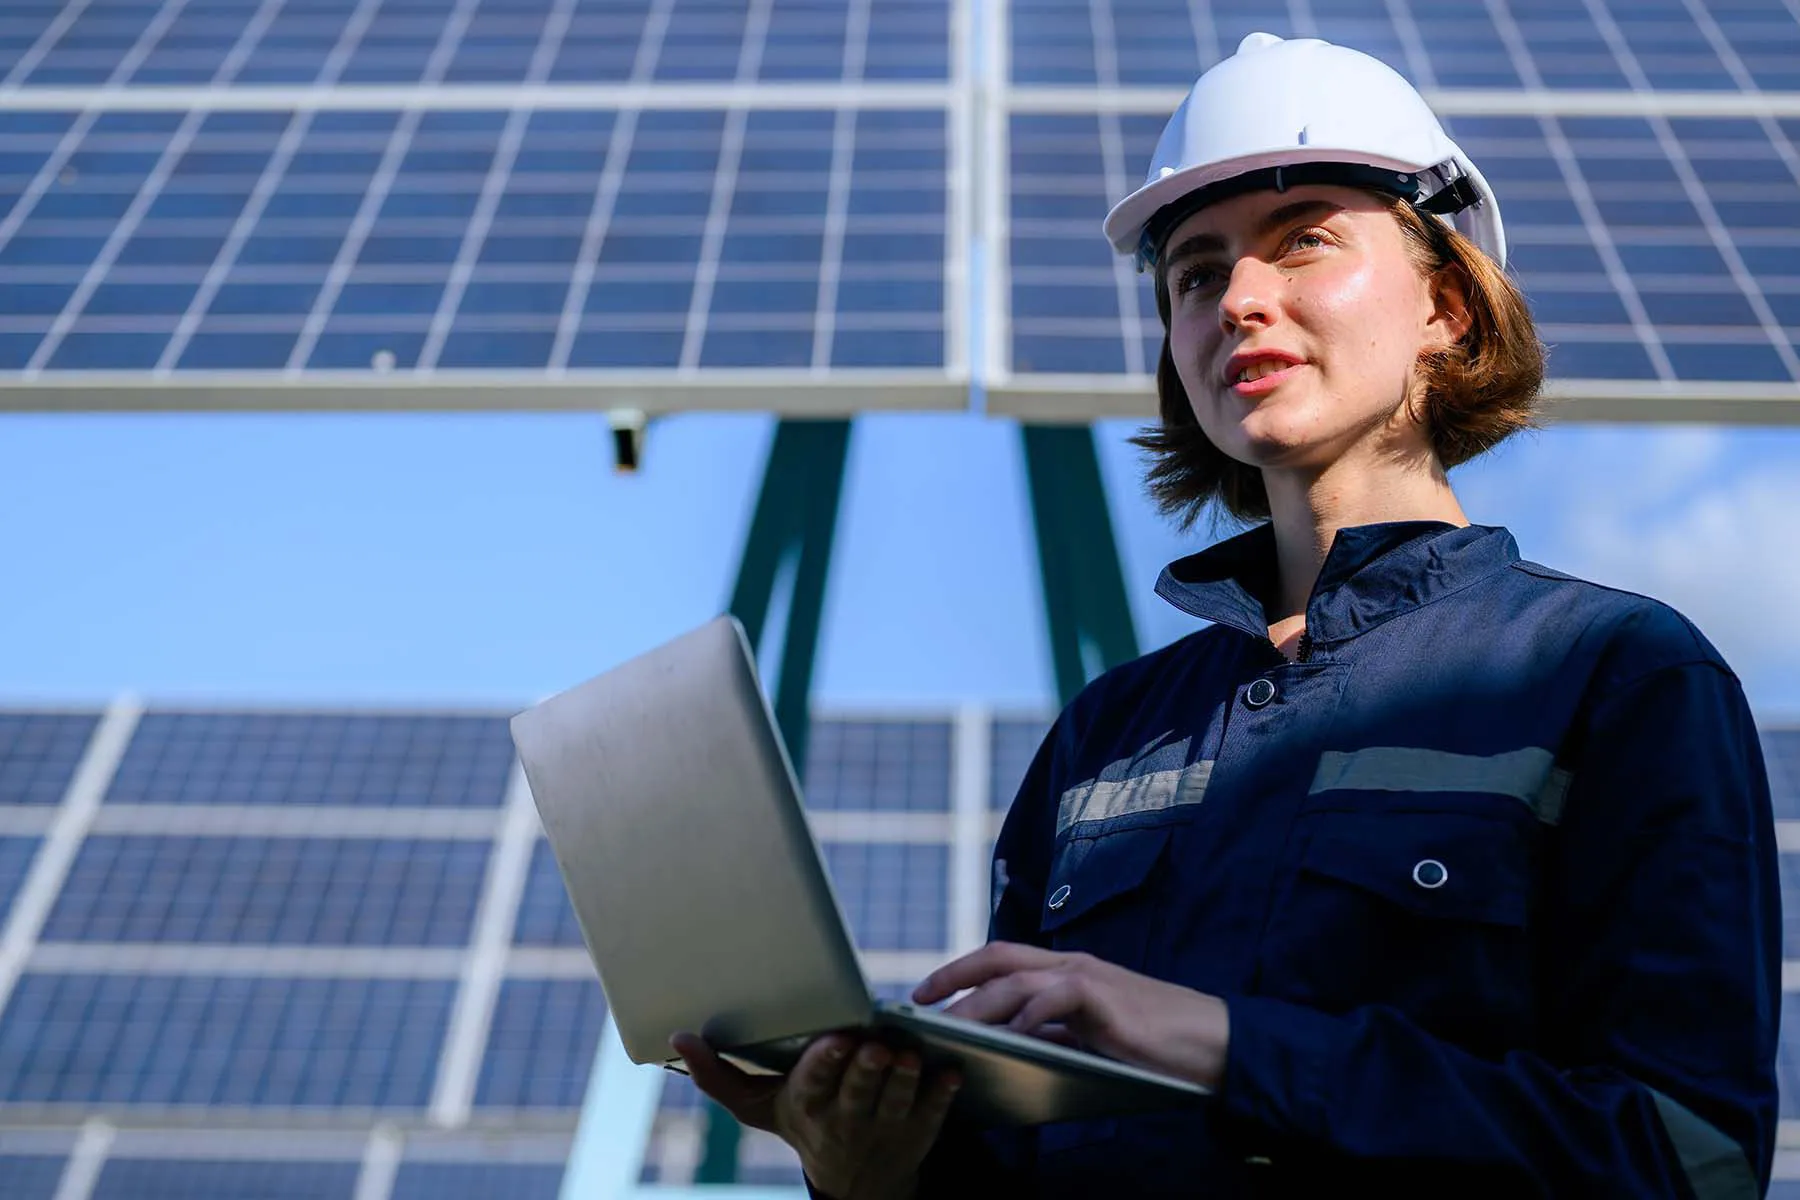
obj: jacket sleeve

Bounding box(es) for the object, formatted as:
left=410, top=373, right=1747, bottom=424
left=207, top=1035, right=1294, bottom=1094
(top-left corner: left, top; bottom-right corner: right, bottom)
left=1221, top=654, right=1782, bottom=1197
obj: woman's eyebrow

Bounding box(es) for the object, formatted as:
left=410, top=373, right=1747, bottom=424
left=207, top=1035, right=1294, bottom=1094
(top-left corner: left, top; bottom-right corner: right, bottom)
left=1161, top=198, right=1348, bottom=273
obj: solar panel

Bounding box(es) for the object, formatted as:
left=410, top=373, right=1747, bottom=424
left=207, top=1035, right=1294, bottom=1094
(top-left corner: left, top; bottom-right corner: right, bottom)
left=990, top=716, right=1050, bottom=810
left=0, top=0, right=953, bottom=87
left=998, top=110, right=1800, bottom=390
left=1006, top=1, right=1800, bottom=88
left=821, top=840, right=950, bottom=950
left=0, top=1154, right=65, bottom=1200
left=513, top=838, right=582, bottom=946
left=1765, top=730, right=1800, bottom=819
left=474, top=979, right=606, bottom=1109
left=104, top=712, right=515, bottom=806
left=1782, top=992, right=1800, bottom=1120
left=1782, top=852, right=1800, bottom=959
left=0, top=973, right=453, bottom=1108
left=43, top=835, right=491, bottom=946
left=0, top=101, right=961, bottom=404
left=804, top=718, right=954, bottom=810
left=0, top=712, right=98, bottom=805
left=0, top=837, right=42, bottom=925
left=390, top=1161, right=564, bottom=1200
left=90, top=1158, right=359, bottom=1200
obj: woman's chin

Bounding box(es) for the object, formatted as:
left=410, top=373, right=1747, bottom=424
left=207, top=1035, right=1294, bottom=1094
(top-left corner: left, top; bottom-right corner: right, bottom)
left=1223, top=419, right=1334, bottom=468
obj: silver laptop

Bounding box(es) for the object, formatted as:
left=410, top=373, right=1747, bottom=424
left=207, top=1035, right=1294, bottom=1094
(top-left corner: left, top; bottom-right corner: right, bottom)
left=509, top=614, right=1209, bottom=1127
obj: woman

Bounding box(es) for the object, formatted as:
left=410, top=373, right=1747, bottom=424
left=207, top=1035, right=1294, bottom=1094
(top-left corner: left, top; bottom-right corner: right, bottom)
left=675, top=33, right=1780, bottom=1198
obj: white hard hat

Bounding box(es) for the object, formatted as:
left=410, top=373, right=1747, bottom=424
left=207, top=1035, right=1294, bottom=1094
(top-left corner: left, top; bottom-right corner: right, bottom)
left=1103, top=32, right=1506, bottom=271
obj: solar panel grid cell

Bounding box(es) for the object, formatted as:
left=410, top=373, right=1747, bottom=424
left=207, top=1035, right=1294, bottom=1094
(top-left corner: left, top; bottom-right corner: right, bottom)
left=390, top=1161, right=565, bottom=1200
left=0, top=841, right=39, bottom=928
left=0, top=973, right=453, bottom=1107
left=91, top=1157, right=360, bottom=1200
left=803, top=718, right=954, bottom=810
left=474, top=978, right=606, bottom=1109
left=1009, top=0, right=1800, bottom=86
left=821, top=841, right=950, bottom=950
left=104, top=713, right=515, bottom=806
left=0, top=712, right=98, bottom=805
left=1782, top=992, right=1800, bottom=1120
left=1766, top=731, right=1800, bottom=819
left=1, top=0, right=951, bottom=87
left=0, top=1154, right=65, bottom=1200
left=43, top=835, right=492, bottom=945
left=990, top=717, right=1050, bottom=811
left=513, top=838, right=582, bottom=946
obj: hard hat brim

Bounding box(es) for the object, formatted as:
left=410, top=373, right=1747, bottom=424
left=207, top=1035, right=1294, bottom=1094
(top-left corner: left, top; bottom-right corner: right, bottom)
left=1103, top=146, right=1506, bottom=270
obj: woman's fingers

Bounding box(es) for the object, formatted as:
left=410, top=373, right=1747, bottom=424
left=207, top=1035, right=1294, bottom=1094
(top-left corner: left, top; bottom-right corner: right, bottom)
left=1008, top=976, right=1085, bottom=1035
left=913, top=942, right=1064, bottom=1005
left=873, top=1051, right=922, bottom=1123
left=942, top=970, right=1048, bottom=1026
left=834, top=1042, right=892, bottom=1120
left=787, top=1035, right=853, bottom=1113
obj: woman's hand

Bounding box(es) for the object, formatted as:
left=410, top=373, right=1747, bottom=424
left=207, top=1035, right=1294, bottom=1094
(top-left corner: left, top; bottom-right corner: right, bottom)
left=912, top=942, right=1232, bottom=1089
left=671, top=1031, right=960, bottom=1200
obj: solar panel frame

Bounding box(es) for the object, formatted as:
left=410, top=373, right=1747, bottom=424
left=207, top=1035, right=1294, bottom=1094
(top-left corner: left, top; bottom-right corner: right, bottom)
left=0, top=0, right=972, bottom=414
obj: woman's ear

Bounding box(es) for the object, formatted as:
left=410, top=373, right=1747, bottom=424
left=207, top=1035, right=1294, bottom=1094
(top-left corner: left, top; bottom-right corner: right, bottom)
left=1426, top=263, right=1474, bottom=350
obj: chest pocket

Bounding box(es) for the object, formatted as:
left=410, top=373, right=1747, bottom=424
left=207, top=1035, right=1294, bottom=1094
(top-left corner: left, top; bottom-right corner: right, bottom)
left=1258, top=807, right=1536, bottom=1051
left=1038, top=821, right=1173, bottom=971
left=1298, top=816, right=1529, bottom=926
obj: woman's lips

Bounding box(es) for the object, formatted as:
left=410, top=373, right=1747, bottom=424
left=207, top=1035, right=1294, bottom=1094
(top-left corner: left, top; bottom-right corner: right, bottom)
left=1230, top=362, right=1304, bottom=398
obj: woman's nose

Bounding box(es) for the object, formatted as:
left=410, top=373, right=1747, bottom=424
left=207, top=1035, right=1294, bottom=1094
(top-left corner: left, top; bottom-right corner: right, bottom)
left=1219, top=257, right=1277, bottom=333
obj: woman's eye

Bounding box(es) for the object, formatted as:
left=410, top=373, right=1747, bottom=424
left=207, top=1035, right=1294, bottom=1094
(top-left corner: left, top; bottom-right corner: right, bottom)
left=1173, top=265, right=1223, bottom=296
left=1287, top=229, right=1329, bottom=253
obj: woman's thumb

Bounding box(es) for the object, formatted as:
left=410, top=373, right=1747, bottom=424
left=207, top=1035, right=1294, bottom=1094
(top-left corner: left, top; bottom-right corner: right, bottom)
left=670, top=1032, right=745, bottom=1107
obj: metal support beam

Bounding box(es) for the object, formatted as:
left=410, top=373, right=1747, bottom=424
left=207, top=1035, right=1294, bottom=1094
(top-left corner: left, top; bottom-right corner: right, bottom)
left=693, top=417, right=852, bottom=1184
left=1020, top=424, right=1140, bottom=706
left=727, top=419, right=853, bottom=780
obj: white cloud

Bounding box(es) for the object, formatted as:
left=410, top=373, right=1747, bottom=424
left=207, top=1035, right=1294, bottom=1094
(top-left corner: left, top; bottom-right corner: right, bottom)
left=1561, top=464, right=1800, bottom=715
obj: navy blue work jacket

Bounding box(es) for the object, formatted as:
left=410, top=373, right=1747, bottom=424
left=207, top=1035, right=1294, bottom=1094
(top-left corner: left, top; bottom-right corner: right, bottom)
left=921, top=519, right=1779, bottom=1198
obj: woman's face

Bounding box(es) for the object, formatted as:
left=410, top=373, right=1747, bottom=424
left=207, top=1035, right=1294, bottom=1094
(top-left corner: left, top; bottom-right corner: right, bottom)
left=1160, top=184, right=1466, bottom=474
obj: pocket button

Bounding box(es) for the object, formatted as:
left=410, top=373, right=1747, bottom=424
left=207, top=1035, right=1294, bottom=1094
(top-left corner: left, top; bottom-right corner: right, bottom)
left=1412, top=858, right=1449, bottom=889
left=1245, top=678, right=1277, bottom=708
left=1048, top=883, right=1072, bottom=911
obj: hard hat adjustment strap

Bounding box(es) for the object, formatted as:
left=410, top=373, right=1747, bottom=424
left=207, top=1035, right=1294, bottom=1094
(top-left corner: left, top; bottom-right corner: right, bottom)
left=1418, top=174, right=1480, bottom=216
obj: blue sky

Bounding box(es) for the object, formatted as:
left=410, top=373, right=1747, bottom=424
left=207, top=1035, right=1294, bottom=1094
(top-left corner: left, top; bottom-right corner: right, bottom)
left=3, top=410, right=1798, bottom=722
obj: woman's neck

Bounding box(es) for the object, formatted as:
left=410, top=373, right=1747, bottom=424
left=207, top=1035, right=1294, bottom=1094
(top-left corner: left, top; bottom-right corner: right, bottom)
left=1260, top=454, right=1469, bottom=624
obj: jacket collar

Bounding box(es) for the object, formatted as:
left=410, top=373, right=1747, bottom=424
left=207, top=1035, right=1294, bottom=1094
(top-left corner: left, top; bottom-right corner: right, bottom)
left=1154, top=520, right=1520, bottom=647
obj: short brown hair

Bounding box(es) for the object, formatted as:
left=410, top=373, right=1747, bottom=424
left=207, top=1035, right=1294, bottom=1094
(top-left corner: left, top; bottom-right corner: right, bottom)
left=1132, top=194, right=1546, bottom=528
